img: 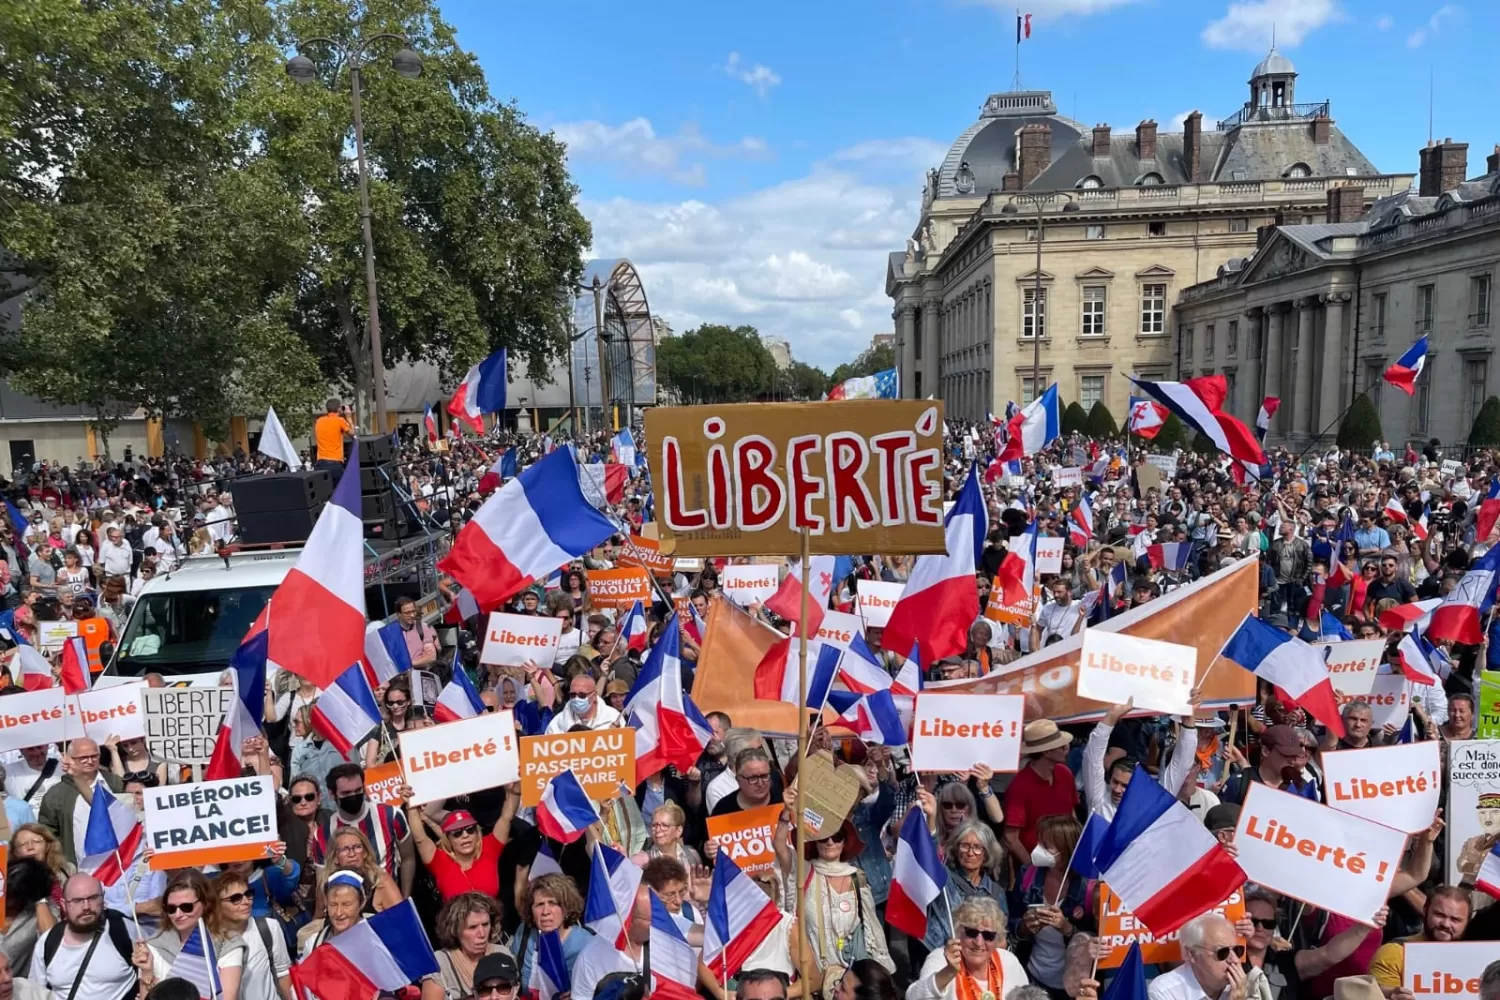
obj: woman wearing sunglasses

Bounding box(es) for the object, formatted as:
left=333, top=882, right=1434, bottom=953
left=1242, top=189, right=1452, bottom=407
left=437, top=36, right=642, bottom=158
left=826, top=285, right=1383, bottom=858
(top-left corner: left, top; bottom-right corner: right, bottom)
left=404, top=785, right=519, bottom=904
left=802, top=820, right=895, bottom=996
left=1240, top=888, right=1389, bottom=1000
left=909, top=896, right=1027, bottom=1000
left=134, top=871, right=246, bottom=1000
left=215, top=871, right=291, bottom=1000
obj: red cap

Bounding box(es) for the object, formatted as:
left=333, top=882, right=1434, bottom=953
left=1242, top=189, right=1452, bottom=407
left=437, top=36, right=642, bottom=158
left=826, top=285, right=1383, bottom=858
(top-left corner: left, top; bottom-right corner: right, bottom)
left=441, top=810, right=478, bottom=833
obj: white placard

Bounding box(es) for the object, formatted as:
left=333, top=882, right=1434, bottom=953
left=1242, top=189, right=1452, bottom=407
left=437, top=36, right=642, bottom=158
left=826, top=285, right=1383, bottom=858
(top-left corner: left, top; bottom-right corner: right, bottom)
left=1403, top=942, right=1494, bottom=1000
left=1054, top=467, right=1083, bottom=487
left=141, top=687, right=235, bottom=764
left=910, top=693, right=1025, bottom=773
left=1145, top=454, right=1178, bottom=479
left=1333, top=671, right=1413, bottom=730
left=1078, top=631, right=1196, bottom=716
left=1446, top=740, right=1500, bottom=886
left=813, top=610, right=865, bottom=651
left=66, top=681, right=147, bottom=742
left=1035, top=538, right=1065, bottom=575
left=1322, top=740, right=1441, bottom=834
left=144, top=774, right=278, bottom=869
left=721, top=565, right=780, bottom=608
left=480, top=612, right=563, bottom=667
left=37, top=621, right=77, bottom=650
left=856, top=580, right=905, bottom=627
left=399, top=710, right=521, bottom=805
left=1321, top=639, right=1387, bottom=690
left=0, top=687, right=67, bottom=752
left=1233, top=782, right=1408, bottom=924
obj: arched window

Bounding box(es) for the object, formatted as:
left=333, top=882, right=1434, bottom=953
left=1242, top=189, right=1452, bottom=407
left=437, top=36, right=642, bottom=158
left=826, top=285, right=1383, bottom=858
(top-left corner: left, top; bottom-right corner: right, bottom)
left=1284, top=163, right=1312, bottom=178
left=1138, top=172, right=1164, bottom=186
left=1079, top=175, right=1104, bottom=190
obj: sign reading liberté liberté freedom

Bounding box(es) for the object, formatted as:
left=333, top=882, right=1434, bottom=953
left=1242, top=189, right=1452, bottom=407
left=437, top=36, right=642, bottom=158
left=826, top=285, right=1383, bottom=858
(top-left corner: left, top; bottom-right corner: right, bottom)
left=645, top=401, right=947, bottom=557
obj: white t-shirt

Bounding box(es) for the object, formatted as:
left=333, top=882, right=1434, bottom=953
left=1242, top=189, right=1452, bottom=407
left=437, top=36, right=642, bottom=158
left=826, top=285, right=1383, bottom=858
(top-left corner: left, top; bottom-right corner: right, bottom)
left=553, top=629, right=581, bottom=666
left=705, top=770, right=737, bottom=812
left=908, top=944, right=1029, bottom=1000
left=235, top=918, right=292, bottom=1000
left=31, top=928, right=139, bottom=1000
left=5, top=756, right=61, bottom=805
left=571, top=935, right=642, bottom=1000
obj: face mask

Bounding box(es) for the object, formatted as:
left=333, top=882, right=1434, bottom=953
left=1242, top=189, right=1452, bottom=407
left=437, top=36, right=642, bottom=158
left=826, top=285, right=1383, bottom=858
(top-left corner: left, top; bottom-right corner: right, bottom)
left=1030, top=845, right=1056, bottom=868
left=337, top=793, right=365, bottom=815
left=569, top=697, right=592, bottom=715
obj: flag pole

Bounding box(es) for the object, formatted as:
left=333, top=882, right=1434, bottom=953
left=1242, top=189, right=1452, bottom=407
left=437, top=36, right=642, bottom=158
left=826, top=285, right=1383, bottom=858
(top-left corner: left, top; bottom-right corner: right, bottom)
left=198, top=917, right=218, bottom=1000
left=117, top=848, right=143, bottom=940
left=794, top=527, right=811, bottom=993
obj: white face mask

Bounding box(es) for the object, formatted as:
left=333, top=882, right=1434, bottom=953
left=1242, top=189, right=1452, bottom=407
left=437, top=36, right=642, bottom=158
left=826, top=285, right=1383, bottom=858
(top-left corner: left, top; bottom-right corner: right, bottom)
left=1030, top=845, right=1056, bottom=868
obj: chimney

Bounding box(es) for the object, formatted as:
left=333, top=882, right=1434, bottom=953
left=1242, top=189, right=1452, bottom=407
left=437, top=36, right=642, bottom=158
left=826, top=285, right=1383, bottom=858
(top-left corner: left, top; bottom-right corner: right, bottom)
left=1017, top=123, right=1052, bottom=188
left=1183, top=111, right=1202, bottom=182
left=1092, top=123, right=1111, bottom=158
left=1327, top=184, right=1366, bottom=224
left=1002, top=171, right=1021, bottom=191
left=1420, top=138, right=1468, bottom=196
left=1136, top=119, right=1157, bottom=161
left=1488, top=144, right=1500, bottom=175
left=1312, top=111, right=1332, bottom=145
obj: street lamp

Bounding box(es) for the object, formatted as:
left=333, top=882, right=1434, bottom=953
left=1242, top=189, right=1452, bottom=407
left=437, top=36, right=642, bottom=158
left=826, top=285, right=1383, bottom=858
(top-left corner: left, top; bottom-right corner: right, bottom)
left=286, top=33, right=423, bottom=435
left=1001, top=194, right=1079, bottom=406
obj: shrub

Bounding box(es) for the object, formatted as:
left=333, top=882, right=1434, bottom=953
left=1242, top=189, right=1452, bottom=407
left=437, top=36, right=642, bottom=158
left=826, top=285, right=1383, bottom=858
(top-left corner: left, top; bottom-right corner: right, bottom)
left=1337, top=394, right=1383, bottom=451
left=1468, top=395, right=1500, bottom=447
left=1061, top=401, right=1089, bottom=435
left=1084, top=401, right=1118, bottom=438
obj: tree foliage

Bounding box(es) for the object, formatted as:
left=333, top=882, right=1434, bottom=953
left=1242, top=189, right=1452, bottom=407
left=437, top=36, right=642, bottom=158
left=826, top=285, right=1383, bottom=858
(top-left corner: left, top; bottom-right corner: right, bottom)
left=1084, top=401, right=1118, bottom=439
left=1337, top=394, right=1383, bottom=451
left=783, top=361, right=829, bottom=401
left=1152, top=413, right=1187, bottom=451
left=1469, top=396, right=1500, bottom=447
left=828, top=341, right=895, bottom=386
left=1190, top=431, right=1218, bottom=455
left=1061, top=401, right=1088, bottom=436
left=656, top=325, right=780, bottom=403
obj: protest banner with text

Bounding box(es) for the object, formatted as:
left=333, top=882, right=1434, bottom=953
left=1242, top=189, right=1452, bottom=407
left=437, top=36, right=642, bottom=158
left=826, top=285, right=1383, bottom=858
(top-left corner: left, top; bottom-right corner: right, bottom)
left=814, top=610, right=865, bottom=651
left=400, top=710, right=520, bottom=805
left=1096, top=885, right=1245, bottom=969
left=1053, top=467, right=1083, bottom=488
left=586, top=568, right=652, bottom=611
left=618, top=535, right=677, bottom=578
left=0, top=688, right=67, bottom=753
left=364, top=761, right=406, bottom=807
left=1477, top=670, right=1500, bottom=740
left=66, top=682, right=146, bottom=743
left=37, top=620, right=77, bottom=650
left=481, top=612, right=563, bottom=667
left=645, top=401, right=947, bottom=556
left=910, top=693, right=1025, bottom=773
left=145, top=775, right=277, bottom=869
left=1078, top=631, right=1196, bottom=716
left=857, top=580, right=904, bottom=628
left=518, top=728, right=636, bottom=806
left=1446, top=740, right=1500, bottom=886
left=722, top=565, right=781, bottom=608
left=1322, top=740, right=1442, bottom=834
left=706, top=804, right=782, bottom=875
left=1233, top=782, right=1408, bottom=924
left=1403, top=942, right=1494, bottom=1000
left=1035, top=538, right=1065, bottom=575
left=984, top=582, right=1036, bottom=628
left=142, top=687, right=236, bottom=764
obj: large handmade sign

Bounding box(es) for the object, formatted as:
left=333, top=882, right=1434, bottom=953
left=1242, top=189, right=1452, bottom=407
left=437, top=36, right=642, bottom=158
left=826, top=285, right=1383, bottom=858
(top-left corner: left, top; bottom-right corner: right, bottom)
left=645, top=401, right=946, bottom=556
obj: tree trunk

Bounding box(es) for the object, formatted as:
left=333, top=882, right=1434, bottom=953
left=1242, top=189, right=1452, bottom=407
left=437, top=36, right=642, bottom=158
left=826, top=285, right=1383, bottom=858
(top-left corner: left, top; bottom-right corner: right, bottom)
left=333, top=282, right=374, bottom=429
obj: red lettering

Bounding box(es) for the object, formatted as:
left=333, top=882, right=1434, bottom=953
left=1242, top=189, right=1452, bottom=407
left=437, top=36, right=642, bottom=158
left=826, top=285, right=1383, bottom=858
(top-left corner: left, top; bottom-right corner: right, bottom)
left=825, top=433, right=878, bottom=532
left=662, top=438, right=708, bottom=530
left=733, top=437, right=785, bottom=531
left=905, top=448, right=942, bottom=525
left=870, top=431, right=915, bottom=526
left=787, top=434, right=824, bottom=531
left=708, top=442, right=732, bottom=529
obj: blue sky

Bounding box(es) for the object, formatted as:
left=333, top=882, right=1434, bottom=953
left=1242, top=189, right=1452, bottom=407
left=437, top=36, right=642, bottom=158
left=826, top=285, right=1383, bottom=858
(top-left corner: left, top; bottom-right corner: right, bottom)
left=439, top=0, right=1493, bottom=370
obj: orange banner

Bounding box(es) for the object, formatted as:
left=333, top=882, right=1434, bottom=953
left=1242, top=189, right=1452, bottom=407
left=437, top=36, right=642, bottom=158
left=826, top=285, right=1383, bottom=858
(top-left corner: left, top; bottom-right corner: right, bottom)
left=518, top=728, right=636, bottom=806
left=1096, top=884, right=1245, bottom=968
left=984, top=582, right=1036, bottom=627
left=706, top=804, right=782, bottom=874
left=587, top=568, right=653, bottom=610
left=692, top=598, right=832, bottom=735
left=364, top=761, right=405, bottom=807
left=619, top=536, right=676, bottom=578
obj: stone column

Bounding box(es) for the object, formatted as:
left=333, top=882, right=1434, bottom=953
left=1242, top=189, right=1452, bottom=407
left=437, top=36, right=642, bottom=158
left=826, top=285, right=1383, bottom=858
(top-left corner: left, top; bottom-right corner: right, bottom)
left=923, top=296, right=943, bottom=403
left=1241, top=307, right=1263, bottom=418
left=1292, top=297, right=1317, bottom=439
left=1317, top=292, right=1350, bottom=435
left=1213, top=319, right=1229, bottom=378
left=897, top=304, right=915, bottom=398
left=1263, top=305, right=1284, bottom=401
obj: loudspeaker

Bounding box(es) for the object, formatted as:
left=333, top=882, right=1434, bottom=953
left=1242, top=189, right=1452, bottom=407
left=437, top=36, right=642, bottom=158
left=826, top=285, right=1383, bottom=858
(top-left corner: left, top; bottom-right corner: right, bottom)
left=363, top=513, right=397, bottom=540
left=231, top=471, right=332, bottom=513
left=239, top=504, right=326, bottom=545
left=359, top=462, right=395, bottom=493
left=355, top=434, right=394, bottom=465
left=361, top=490, right=394, bottom=521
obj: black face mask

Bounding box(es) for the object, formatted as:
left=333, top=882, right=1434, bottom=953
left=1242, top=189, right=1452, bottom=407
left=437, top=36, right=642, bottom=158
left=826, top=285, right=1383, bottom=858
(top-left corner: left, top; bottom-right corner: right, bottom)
left=337, top=793, right=365, bottom=815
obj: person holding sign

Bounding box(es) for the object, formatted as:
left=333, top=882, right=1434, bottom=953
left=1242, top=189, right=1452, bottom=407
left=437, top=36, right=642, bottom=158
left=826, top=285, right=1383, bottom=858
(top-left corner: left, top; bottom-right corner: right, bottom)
left=802, top=821, right=895, bottom=996
left=1241, top=887, right=1391, bottom=1000
left=37, top=738, right=122, bottom=866
left=907, top=896, right=1028, bottom=1000
left=1369, top=886, right=1473, bottom=997
left=404, top=784, right=519, bottom=904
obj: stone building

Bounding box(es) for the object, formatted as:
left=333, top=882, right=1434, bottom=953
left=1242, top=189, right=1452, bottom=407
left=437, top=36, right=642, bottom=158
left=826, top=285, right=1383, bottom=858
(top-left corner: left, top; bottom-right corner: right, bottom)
left=1174, top=141, right=1500, bottom=448
left=885, top=49, right=1413, bottom=421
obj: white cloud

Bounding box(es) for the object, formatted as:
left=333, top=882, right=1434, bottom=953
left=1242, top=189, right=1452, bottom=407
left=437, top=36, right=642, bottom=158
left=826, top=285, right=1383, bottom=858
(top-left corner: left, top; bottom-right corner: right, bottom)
left=551, top=118, right=769, bottom=186
left=724, top=53, right=781, bottom=98
left=1201, top=0, right=1343, bottom=52
left=1375, top=14, right=1393, bottom=29
left=1407, top=4, right=1461, bottom=47
left=831, top=137, right=950, bottom=170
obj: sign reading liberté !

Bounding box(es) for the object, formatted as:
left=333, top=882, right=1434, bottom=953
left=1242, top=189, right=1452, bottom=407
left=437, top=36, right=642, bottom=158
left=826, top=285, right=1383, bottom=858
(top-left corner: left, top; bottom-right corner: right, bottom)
left=481, top=612, right=563, bottom=667
left=518, top=728, right=636, bottom=806
left=145, top=774, right=278, bottom=869
left=65, top=682, right=147, bottom=743
left=1078, top=631, right=1196, bottom=717
left=0, top=688, right=68, bottom=753
left=400, top=710, right=521, bottom=805
left=721, top=565, right=780, bottom=608
left=910, top=694, right=1025, bottom=773
left=814, top=610, right=864, bottom=651
left=141, top=687, right=237, bottom=764
left=1233, top=782, right=1408, bottom=924
left=856, top=580, right=904, bottom=627
left=1034, top=538, right=1065, bottom=575
left=1322, top=740, right=1442, bottom=834
left=1321, top=640, right=1414, bottom=730
left=645, top=401, right=947, bottom=556
left=1403, top=942, right=1495, bottom=1000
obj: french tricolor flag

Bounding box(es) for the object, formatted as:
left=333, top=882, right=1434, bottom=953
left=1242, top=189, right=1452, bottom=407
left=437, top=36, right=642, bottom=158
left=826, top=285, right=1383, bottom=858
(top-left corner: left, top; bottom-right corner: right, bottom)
left=442, top=586, right=482, bottom=626
left=477, top=453, right=508, bottom=495
left=530, top=930, right=571, bottom=1000
left=81, top=782, right=144, bottom=887
left=837, top=688, right=907, bottom=746
left=624, top=619, right=712, bottom=779
left=620, top=600, right=650, bottom=654
left=167, top=923, right=222, bottom=1000
left=1146, top=541, right=1192, bottom=572
left=204, top=628, right=268, bottom=781
left=764, top=555, right=835, bottom=636
left=836, top=632, right=893, bottom=695
left=309, top=662, right=382, bottom=758
left=433, top=656, right=485, bottom=723
left=423, top=405, right=439, bottom=447
left=882, top=464, right=988, bottom=666
left=535, top=769, right=599, bottom=844
left=886, top=806, right=947, bottom=941
left=1394, top=632, right=1440, bottom=687
left=584, top=842, right=644, bottom=947
left=647, top=891, right=700, bottom=1000
left=438, top=448, right=617, bottom=613
left=1427, top=542, right=1500, bottom=646
left=754, top=637, right=840, bottom=706
left=997, top=384, right=1060, bottom=461
left=995, top=521, right=1038, bottom=607
left=1384, top=335, right=1428, bottom=395
left=362, top=619, right=413, bottom=688
left=704, top=853, right=782, bottom=981
left=293, top=900, right=439, bottom=1000
left=1476, top=841, right=1500, bottom=900
left=1255, top=396, right=1280, bottom=440
left=1383, top=496, right=1409, bottom=524
left=267, top=440, right=367, bottom=689
left=1131, top=374, right=1265, bottom=466
left=12, top=645, right=54, bottom=691
left=1093, top=767, right=1245, bottom=935
left=447, top=348, right=507, bottom=434
left=59, top=636, right=90, bottom=694
left=1221, top=614, right=1345, bottom=738
left=1069, top=494, right=1094, bottom=549
left=1412, top=506, right=1430, bottom=542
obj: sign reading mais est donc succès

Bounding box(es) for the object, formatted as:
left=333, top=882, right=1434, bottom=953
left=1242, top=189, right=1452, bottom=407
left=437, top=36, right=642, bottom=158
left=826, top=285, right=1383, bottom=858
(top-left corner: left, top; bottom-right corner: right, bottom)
left=645, top=401, right=947, bottom=557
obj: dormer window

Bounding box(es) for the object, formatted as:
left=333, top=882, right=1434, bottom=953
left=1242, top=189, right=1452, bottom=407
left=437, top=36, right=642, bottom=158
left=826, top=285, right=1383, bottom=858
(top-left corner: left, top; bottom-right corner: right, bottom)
left=1079, top=176, right=1104, bottom=189
left=1284, top=163, right=1312, bottom=179
left=1139, top=173, right=1164, bottom=186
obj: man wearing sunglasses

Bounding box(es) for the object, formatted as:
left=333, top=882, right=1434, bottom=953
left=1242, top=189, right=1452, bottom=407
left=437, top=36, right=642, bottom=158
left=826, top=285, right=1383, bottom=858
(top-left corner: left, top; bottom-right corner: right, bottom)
left=471, top=952, right=521, bottom=1000
left=1147, top=913, right=1247, bottom=1000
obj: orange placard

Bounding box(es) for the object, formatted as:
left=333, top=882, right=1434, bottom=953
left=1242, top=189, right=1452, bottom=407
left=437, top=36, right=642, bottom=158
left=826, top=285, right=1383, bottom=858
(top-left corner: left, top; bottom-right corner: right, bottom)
left=706, top=804, right=782, bottom=875
left=587, top=568, right=652, bottom=610
left=364, top=761, right=405, bottom=807
left=0, top=843, right=8, bottom=930
left=984, top=580, right=1036, bottom=627
left=1096, top=884, right=1245, bottom=968
left=518, top=728, right=636, bottom=806
left=619, top=536, right=676, bottom=578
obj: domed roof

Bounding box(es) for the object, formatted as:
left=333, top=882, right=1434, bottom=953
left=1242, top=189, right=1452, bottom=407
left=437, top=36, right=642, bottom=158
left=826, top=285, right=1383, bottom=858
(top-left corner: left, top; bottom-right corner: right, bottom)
left=1251, top=46, right=1295, bottom=80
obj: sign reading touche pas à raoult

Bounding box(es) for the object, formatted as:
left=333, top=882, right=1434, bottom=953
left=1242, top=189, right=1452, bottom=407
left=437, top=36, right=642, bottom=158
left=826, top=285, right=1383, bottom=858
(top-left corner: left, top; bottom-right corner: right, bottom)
left=645, top=401, right=947, bottom=556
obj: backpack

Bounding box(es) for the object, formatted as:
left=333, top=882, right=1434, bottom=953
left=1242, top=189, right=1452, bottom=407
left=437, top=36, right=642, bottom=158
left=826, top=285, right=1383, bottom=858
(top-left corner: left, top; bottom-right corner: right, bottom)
left=41, top=909, right=138, bottom=994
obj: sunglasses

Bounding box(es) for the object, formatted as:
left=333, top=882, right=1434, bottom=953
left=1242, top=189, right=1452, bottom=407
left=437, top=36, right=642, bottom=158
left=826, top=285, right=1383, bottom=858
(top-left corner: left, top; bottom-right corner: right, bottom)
left=1249, top=917, right=1277, bottom=930
left=221, top=891, right=250, bottom=905
left=825, top=831, right=846, bottom=844
left=961, top=926, right=998, bottom=943
left=164, top=901, right=200, bottom=915
left=1203, top=945, right=1247, bottom=961
left=386, top=699, right=408, bottom=708
left=290, top=793, right=318, bottom=805
left=448, top=826, right=478, bottom=838
left=476, top=985, right=517, bottom=997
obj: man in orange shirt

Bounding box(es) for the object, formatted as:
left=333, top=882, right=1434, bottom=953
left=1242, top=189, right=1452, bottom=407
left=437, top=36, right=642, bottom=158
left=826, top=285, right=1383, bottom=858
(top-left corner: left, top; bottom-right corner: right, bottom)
left=313, top=397, right=354, bottom=484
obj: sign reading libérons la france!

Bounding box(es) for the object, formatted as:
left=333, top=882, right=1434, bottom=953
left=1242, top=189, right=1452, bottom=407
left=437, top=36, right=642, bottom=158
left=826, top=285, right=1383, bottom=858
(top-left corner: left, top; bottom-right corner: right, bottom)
left=645, top=401, right=947, bottom=556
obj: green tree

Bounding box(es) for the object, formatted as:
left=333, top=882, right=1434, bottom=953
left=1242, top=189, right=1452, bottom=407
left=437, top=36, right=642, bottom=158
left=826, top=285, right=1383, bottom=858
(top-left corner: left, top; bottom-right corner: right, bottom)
left=1469, top=396, right=1500, bottom=447
left=656, top=325, right=777, bottom=403
left=828, top=341, right=895, bottom=385
left=784, top=361, right=829, bottom=401
left=1190, top=431, right=1218, bottom=455
left=1152, top=413, right=1187, bottom=451
left=1084, top=401, right=1118, bottom=438
left=1061, top=401, right=1088, bottom=435
left=1337, top=394, right=1383, bottom=451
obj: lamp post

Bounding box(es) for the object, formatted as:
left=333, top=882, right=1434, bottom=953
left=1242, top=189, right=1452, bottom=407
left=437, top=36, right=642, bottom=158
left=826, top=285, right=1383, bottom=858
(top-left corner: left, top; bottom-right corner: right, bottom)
left=286, top=35, right=423, bottom=435
left=1001, top=193, right=1079, bottom=404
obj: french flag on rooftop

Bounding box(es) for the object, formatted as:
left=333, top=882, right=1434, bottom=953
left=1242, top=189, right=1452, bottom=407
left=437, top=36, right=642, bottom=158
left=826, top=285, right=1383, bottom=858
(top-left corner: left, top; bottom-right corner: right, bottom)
left=1146, top=541, right=1192, bottom=572
left=1221, top=614, right=1345, bottom=737
left=433, top=653, right=486, bottom=723
left=882, top=464, right=988, bottom=666
left=764, top=554, right=835, bottom=636
left=1093, top=767, right=1246, bottom=935
left=1130, top=375, right=1265, bottom=466
left=1383, top=335, right=1428, bottom=395
left=624, top=620, right=712, bottom=779
left=59, top=636, right=90, bottom=694
left=886, top=806, right=947, bottom=941
left=439, top=448, right=617, bottom=612
left=997, top=384, right=1060, bottom=461
left=837, top=688, right=907, bottom=746
left=531, top=930, right=570, bottom=1000
left=620, top=599, right=650, bottom=654
left=584, top=842, right=643, bottom=947
left=267, top=440, right=367, bottom=689
left=1127, top=396, right=1168, bottom=440
left=447, top=348, right=507, bottom=435
left=204, top=627, right=268, bottom=781
left=81, top=782, right=144, bottom=887
left=536, top=769, right=599, bottom=844
left=704, top=854, right=782, bottom=980
left=294, top=900, right=439, bottom=1000
left=647, top=891, right=700, bottom=1000
left=1426, top=542, right=1500, bottom=645
left=309, top=662, right=382, bottom=758
left=362, top=619, right=413, bottom=688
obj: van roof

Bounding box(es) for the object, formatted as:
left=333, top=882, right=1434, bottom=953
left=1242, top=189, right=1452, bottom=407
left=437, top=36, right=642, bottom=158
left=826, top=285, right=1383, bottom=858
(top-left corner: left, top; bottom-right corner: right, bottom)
left=142, top=549, right=303, bottom=594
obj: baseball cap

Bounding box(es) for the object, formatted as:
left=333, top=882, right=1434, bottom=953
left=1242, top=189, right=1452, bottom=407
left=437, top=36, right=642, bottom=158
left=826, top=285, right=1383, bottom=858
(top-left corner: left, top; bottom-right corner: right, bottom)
left=1260, top=724, right=1302, bottom=754
left=473, top=953, right=519, bottom=986
left=1204, top=804, right=1241, bottom=833
left=441, top=809, right=478, bottom=834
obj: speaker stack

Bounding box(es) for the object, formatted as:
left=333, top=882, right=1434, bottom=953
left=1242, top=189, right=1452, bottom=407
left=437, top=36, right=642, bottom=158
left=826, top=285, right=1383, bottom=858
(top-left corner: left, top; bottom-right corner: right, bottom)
left=355, top=434, right=410, bottom=542
left=233, top=470, right=332, bottom=545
